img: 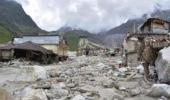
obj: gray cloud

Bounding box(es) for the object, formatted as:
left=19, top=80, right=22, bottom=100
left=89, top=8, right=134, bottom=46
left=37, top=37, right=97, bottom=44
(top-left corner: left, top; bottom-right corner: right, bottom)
left=14, top=0, right=170, bottom=33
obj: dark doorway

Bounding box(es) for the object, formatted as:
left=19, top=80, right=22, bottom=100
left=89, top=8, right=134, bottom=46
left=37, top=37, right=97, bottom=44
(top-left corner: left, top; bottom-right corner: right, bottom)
left=85, top=49, right=89, bottom=55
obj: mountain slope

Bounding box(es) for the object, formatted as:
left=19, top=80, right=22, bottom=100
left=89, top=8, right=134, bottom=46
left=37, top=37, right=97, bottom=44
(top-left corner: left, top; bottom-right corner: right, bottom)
left=53, top=27, right=104, bottom=51
left=106, top=19, right=144, bottom=35
left=0, top=25, right=12, bottom=43
left=0, top=0, right=45, bottom=35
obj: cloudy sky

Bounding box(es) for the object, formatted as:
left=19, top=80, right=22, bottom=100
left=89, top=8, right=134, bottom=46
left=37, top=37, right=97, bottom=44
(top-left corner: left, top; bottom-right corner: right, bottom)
left=14, top=0, right=170, bottom=33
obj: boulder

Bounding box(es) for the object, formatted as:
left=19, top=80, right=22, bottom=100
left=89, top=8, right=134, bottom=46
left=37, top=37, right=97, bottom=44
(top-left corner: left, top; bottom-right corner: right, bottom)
left=51, top=82, right=66, bottom=89
left=155, top=47, right=170, bottom=83
left=136, top=64, right=144, bottom=74
left=0, top=68, right=20, bottom=83
left=16, top=65, right=48, bottom=81
left=129, top=88, right=141, bottom=96
left=45, top=89, right=69, bottom=99
left=99, top=88, right=124, bottom=100
left=96, top=63, right=105, bottom=70
left=20, top=87, right=48, bottom=100
left=118, top=67, right=128, bottom=73
left=148, top=84, right=170, bottom=98
left=45, top=83, right=68, bottom=99
left=125, top=95, right=155, bottom=100
left=159, top=96, right=168, bottom=100
left=71, top=94, right=86, bottom=100
left=102, top=79, right=114, bottom=88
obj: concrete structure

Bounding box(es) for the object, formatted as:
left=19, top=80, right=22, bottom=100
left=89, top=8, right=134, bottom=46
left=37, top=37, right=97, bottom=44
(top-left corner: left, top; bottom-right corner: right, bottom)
left=123, top=36, right=138, bottom=53
left=0, top=49, right=13, bottom=60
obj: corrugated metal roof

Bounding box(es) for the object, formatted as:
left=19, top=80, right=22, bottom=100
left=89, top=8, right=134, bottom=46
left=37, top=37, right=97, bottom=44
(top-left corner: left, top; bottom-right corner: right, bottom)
left=13, top=35, right=60, bottom=45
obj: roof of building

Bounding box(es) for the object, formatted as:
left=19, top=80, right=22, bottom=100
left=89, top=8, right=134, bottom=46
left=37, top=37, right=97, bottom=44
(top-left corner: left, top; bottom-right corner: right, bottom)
left=140, top=18, right=170, bottom=30
left=146, top=18, right=170, bottom=23
left=13, top=35, right=60, bottom=45
left=0, top=42, right=53, bottom=54
left=0, top=44, right=14, bottom=50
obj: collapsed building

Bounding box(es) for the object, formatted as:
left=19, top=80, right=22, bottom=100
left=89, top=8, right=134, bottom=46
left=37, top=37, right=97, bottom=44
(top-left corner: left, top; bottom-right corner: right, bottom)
left=12, top=35, right=68, bottom=60
left=77, top=36, right=107, bottom=56
left=123, top=18, right=170, bottom=80
left=0, top=42, right=56, bottom=64
left=0, top=35, right=68, bottom=63
left=123, top=18, right=170, bottom=60
left=139, top=18, right=170, bottom=33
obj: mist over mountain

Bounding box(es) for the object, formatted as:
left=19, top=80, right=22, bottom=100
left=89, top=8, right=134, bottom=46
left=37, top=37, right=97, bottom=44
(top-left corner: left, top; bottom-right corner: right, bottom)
left=15, top=0, right=170, bottom=33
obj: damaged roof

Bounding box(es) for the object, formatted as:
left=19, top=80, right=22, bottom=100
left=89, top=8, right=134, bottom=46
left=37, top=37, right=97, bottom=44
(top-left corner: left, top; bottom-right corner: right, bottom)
left=140, top=18, right=170, bottom=30
left=0, top=42, right=53, bottom=54
left=13, top=35, right=60, bottom=45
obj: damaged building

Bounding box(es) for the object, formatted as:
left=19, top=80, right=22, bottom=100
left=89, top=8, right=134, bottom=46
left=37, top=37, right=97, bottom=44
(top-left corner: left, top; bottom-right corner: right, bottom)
left=0, top=44, right=14, bottom=61
left=12, top=35, right=68, bottom=61
left=139, top=18, right=170, bottom=34
left=0, top=35, right=68, bottom=63
left=0, top=42, right=56, bottom=64
left=123, top=18, right=170, bottom=55
left=123, top=18, right=170, bottom=80
left=77, top=36, right=106, bottom=56
left=124, top=18, right=170, bottom=52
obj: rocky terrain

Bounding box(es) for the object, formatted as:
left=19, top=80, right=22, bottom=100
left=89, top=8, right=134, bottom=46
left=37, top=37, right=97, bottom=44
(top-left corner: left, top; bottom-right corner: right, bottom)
left=0, top=52, right=170, bottom=100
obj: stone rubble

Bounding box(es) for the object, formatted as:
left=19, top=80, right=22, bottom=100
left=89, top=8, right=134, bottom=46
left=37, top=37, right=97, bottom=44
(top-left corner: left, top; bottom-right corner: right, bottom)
left=0, top=53, right=169, bottom=100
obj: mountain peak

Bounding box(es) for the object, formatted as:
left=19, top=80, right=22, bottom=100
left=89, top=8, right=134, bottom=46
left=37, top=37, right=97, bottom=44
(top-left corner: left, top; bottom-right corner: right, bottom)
left=0, top=0, right=45, bottom=35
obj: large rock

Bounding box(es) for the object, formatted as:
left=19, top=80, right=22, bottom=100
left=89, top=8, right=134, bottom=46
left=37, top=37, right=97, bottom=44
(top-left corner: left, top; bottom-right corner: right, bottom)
left=71, top=94, right=86, bottom=100
left=99, top=88, right=124, bottom=100
left=45, top=89, right=69, bottom=99
left=20, top=87, right=48, bottom=100
left=148, top=84, right=170, bottom=98
left=102, top=79, right=114, bottom=88
left=45, top=82, right=69, bottom=99
left=0, top=68, right=20, bottom=83
left=155, top=47, right=170, bottom=83
left=136, top=64, right=144, bottom=74
left=129, top=88, right=141, bottom=96
left=16, top=65, right=48, bottom=81
left=125, top=95, right=156, bottom=100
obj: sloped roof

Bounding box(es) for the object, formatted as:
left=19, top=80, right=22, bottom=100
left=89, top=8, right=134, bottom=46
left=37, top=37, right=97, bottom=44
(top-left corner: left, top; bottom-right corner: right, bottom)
left=0, top=42, right=52, bottom=54
left=13, top=35, right=60, bottom=45
left=13, top=41, right=52, bottom=54
left=0, top=44, right=15, bottom=50
left=140, top=18, right=170, bottom=30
